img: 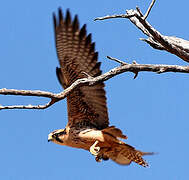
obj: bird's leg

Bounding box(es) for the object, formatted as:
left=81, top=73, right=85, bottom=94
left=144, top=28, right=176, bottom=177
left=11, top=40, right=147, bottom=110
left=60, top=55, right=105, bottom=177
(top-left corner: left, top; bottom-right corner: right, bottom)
left=90, top=140, right=100, bottom=156
left=95, top=147, right=109, bottom=162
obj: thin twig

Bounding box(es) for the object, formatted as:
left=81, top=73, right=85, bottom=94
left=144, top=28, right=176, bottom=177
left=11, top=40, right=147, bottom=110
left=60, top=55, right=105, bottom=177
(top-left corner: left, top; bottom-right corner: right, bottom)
left=107, top=56, right=128, bottom=65
left=136, top=6, right=144, bottom=17
left=0, top=100, right=54, bottom=110
left=143, top=0, right=156, bottom=20
left=94, top=14, right=134, bottom=21
left=140, top=38, right=165, bottom=50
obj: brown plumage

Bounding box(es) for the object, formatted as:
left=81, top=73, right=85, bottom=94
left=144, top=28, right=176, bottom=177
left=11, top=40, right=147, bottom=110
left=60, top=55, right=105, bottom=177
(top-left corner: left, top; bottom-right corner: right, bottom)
left=54, top=9, right=109, bottom=129
left=48, top=8, right=153, bottom=167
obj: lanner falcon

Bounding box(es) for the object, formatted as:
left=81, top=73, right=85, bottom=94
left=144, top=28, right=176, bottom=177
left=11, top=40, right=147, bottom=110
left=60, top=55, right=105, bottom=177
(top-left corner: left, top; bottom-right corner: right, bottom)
left=48, top=8, right=153, bottom=167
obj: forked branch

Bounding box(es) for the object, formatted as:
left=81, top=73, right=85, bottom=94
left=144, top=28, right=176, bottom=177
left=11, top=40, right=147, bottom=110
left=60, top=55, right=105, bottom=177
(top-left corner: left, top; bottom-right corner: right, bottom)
left=95, top=0, right=189, bottom=63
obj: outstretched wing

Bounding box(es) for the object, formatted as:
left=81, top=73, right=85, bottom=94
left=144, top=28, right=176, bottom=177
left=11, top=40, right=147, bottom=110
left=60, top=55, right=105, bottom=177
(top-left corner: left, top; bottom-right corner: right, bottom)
left=53, top=8, right=109, bottom=129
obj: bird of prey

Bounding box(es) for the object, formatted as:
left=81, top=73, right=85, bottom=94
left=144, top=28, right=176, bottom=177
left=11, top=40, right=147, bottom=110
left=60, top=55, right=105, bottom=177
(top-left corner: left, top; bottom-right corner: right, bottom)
left=48, top=8, right=153, bottom=167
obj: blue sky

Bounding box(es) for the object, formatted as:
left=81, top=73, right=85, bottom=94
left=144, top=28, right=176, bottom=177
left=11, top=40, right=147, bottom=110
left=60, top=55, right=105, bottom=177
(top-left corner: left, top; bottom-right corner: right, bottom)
left=0, top=0, right=189, bottom=179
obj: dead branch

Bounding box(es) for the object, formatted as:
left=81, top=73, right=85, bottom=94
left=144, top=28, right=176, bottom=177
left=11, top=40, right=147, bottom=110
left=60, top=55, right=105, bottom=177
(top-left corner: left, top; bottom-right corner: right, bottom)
left=1, top=1, right=189, bottom=110
left=95, top=0, right=189, bottom=63
left=1, top=59, right=189, bottom=110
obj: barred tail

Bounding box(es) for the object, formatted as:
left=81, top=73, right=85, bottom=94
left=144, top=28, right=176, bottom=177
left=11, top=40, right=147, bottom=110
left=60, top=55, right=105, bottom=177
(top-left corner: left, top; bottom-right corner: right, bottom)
left=100, top=144, right=154, bottom=167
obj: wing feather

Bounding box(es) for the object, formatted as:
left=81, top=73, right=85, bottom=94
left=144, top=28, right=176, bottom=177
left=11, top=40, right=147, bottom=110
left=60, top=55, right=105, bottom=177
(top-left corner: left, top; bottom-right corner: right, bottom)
left=54, top=8, right=109, bottom=129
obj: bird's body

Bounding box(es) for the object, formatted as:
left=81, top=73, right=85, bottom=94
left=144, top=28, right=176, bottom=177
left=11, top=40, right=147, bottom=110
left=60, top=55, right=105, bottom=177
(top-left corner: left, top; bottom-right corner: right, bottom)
left=49, top=127, right=112, bottom=150
left=48, top=8, right=153, bottom=167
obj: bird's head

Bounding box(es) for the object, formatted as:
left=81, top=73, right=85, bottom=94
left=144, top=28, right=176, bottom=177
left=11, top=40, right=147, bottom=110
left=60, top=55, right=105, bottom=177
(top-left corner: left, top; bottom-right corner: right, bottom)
left=48, top=128, right=67, bottom=145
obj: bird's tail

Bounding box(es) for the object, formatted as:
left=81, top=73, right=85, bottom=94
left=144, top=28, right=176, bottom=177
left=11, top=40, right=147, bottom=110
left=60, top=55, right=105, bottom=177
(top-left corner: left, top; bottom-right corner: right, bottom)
left=100, top=126, right=154, bottom=167
left=100, top=144, right=154, bottom=167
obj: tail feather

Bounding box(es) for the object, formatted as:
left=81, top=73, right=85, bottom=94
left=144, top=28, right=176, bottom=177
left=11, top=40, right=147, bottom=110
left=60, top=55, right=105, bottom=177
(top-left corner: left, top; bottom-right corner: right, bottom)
left=99, top=126, right=153, bottom=167
left=98, top=144, right=153, bottom=167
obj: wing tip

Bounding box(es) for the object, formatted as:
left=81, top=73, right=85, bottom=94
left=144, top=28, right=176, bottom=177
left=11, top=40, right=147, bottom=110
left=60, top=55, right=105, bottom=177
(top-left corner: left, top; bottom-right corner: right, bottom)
left=53, top=12, right=57, bottom=29
left=58, top=7, right=63, bottom=22
left=79, top=24, right=87, bottom=40
left=65, top=9, right=71, bottom=26
left=85, top=33, right=92, bottom=47
left=73, top=14, right=79, bottom=32
left=53, top=7, right=64, bottom=29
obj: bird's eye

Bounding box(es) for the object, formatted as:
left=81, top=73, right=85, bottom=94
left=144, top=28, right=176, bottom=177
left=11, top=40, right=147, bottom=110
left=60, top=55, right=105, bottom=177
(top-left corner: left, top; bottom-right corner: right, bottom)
left=52, top=134, right=57, bottom=138
left=53, top=133, right=64, bottom=143
left=58, top=130, right=66, bottom=135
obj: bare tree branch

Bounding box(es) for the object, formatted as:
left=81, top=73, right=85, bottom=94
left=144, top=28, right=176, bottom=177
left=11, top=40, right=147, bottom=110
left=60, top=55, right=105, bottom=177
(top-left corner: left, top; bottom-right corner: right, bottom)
left=1, top=60, right=189, bottom=110
left=0, top=99, right=56, bottom=110
left=95, top=1, right=189, bottom=63
left=0, top=89, right=57, bottom=98
left=1, top=1, right=189, bottom=111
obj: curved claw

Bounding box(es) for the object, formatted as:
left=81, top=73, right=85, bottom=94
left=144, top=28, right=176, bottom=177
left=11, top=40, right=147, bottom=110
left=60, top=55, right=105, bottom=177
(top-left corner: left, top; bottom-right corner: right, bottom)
left=95, top=156, right=102, bottom=162
left=90, top=140, right=100, bottom=156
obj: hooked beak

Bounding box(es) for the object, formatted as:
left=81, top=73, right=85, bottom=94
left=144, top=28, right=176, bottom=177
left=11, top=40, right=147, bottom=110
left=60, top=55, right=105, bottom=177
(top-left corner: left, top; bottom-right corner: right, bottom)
left=48, top=133, right=53, bottom=142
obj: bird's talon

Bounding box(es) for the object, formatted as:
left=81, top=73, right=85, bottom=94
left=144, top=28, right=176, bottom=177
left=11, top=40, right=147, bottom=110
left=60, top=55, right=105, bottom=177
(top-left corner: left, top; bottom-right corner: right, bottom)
left=95, top=156, right=102, bottom=162
left=90, top=140, right=100, bottom=156
left=90, top=146, right=100, bottom=156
